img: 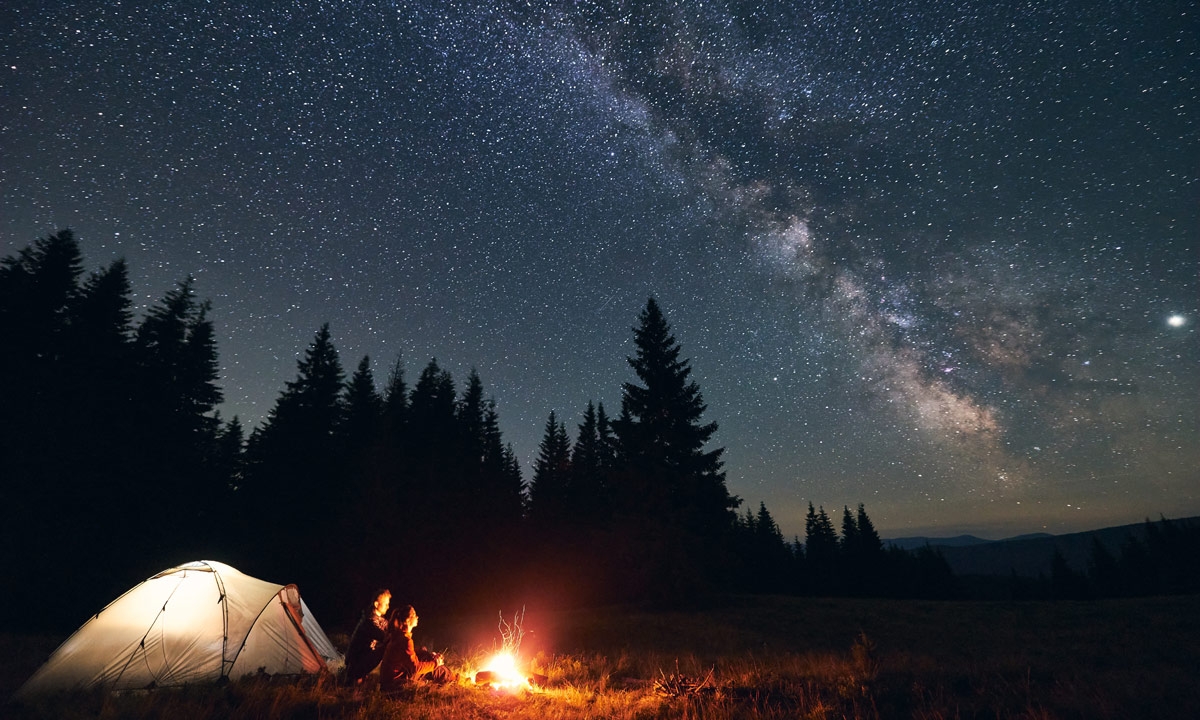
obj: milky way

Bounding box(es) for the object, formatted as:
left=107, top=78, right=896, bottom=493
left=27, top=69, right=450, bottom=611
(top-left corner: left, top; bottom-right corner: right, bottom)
left=2, top=0, right=1196, bottom=537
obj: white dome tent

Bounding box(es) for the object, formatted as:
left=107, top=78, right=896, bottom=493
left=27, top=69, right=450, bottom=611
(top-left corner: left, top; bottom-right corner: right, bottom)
left=16, top=560, right=342, bottom=697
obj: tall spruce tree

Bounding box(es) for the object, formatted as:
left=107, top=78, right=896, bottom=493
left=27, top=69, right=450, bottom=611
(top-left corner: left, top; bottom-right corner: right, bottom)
left=338, top=354, right=409, bottom=609
left=840, top=506, right=861, bottom=555
left=804, top=503, right=840, bottom=593
left=457, top=369, right=487, bottom=470
left=756, top=502, right=786, bottom=549
left=68, top=259, right=133, bottom=381
left=0, top=229, right=83, bottom=375
left=480, top=399, right=525, bottom=530
left=847, top=503, right=885, bottom=595
left=0, top=231, right=87, bottom=624
left=408, top=358, right=457, bottom=478
left=855, top=504, right=883, bottom=555
left=752, top=502, right=791, bottom=593
left=132, top=278, right=223, bottom=555
left=381, top=355, right=410, bottom=444
left=570, top=401, right=612, bottom=524
left=342, top=356, right=383, bottom=450
left=610, top=297, right=740, bottom=598
left=243, top=324, right=345, bottom=581
left=0, top=230, right=85, bottom=485
left=388, top=358, right=471, bottom=602
left=214, top=416, right=246, bottom=493
left=502, top=442, right=526, bottom=517
left=454, top=370, right=522, bottom=578
left=66, top=258, right=136, bottom=477
left=134, top=278, right=223, bottom=438
left=529, top=411, right=573, bottom=533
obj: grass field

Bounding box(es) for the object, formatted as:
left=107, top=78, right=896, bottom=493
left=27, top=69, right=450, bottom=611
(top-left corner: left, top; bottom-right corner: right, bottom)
left=4, top=593, right=1198, bottom=719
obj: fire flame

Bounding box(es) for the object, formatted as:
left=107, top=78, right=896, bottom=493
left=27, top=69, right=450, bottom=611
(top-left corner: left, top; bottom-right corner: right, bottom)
left=479, top=650, right=530, bottom=690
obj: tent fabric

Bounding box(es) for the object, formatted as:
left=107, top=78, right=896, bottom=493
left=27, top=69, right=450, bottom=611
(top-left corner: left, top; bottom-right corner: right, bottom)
left=16, top=560, right=343, bottom=697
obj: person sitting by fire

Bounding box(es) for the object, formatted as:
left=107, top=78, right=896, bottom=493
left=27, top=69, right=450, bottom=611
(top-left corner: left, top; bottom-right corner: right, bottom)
left=379, top=604, right=458, bottom=690
left=341, top=588, right=392, bottom=686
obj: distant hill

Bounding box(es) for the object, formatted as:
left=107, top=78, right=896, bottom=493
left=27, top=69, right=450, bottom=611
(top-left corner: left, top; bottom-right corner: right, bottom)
left=887, top=534, right=1033, bottom=551
left=885, top=518, right=1200, bottom=578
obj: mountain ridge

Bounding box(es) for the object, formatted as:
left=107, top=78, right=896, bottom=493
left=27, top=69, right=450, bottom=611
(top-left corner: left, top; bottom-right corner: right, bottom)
left=885, top=517, right=1199, bottom=577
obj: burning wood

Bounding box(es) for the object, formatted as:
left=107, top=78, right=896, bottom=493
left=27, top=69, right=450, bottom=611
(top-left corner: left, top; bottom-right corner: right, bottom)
left=474, top=651, right=529, bottom=690
left=473, top=607, right=543, bottom=691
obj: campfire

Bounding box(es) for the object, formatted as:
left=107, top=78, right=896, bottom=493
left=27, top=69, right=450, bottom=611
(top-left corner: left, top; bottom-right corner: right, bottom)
left=475, top=650, right=531, bottom=690
left=473, top=608, right=544, bottom=692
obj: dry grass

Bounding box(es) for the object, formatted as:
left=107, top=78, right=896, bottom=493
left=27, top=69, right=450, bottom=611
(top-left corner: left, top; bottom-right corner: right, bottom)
left=4, top=594, right=1199, bottom=719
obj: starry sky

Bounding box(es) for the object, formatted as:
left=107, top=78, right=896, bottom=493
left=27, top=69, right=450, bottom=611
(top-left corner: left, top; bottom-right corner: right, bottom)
left=3, top=0, right=1196, bottom=539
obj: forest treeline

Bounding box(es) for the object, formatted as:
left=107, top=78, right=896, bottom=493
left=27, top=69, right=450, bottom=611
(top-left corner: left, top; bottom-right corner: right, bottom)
left=1030, top=516, right=1200, bottom=601
left=1, top=231, right=1190, bottom=632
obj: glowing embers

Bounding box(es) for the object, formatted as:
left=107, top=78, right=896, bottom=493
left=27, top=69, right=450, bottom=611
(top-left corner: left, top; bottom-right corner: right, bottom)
left=472, top=607, right=544, bottom=692
left=474, top=650, right=532, bottom=691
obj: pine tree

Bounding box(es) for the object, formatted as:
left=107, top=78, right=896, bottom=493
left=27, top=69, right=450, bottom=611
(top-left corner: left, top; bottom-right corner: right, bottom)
left=529, top=411, right=573, bottom=533
left=856, top=504, right=883, bottom=555
left=610, top=298, right=740, bottom=598
left=68, top=259, right=133, bottom=378
left=135, top=278, right=223, bottom=430
left=131, top=278, right=223, bottom=553
left=455, top=371, right=522, bottom=555
left=480, top=400, right=525, bottom=530
left=756, top=502, right=785, bottom=546
left=0, top=230, right=86, bottom=481
left=381, top=355, right=410, bottom=443
left=215, top=416, right=246, bottom=493
left=457, top=369, right=488, bottom=469
left=243, top=324, right=346, bottom=577
left=342, top=356, right=383, bottom=448
left=375, top=355, right=410, bottom=514
left=502, top=442, right=526, bottom=517
left=64, top=258, right=136, bottom=474
left=408, top=358, right=457, bottom=473
left=753, top=502, right=790, bottom=593
left=250, top=324, right=346, bottom=460
left=61, top=258, right=135, bottom=463
left=849, top=503, right=885, bottom=595
left=570, top=401, right=612, bottom=523
left=338, top=354, right=408, bottom=610
left=596, top=402, right=617, bottom=471
left=0, top=229, right=84, bottom=373
left=0, top=231, right=86, bottom=622
left=840, top=506, right=861, bottom=555
left=804, top=503, right=840, bottom=593
left=614, top=299, right=728, bottom=504
left=339, top=355, right=383, bottom=523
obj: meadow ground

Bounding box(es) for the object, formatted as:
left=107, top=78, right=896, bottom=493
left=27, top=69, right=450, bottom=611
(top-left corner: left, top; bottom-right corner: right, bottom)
left=3, top=593, right=1198, bottom=719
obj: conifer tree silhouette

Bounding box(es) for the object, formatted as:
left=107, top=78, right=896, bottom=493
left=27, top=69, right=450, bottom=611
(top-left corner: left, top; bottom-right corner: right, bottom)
left=529, top=410, right=573, bottom=535
left=243, top=324, right=345, bottom=584
left=609, top=297, right=740, bottom=600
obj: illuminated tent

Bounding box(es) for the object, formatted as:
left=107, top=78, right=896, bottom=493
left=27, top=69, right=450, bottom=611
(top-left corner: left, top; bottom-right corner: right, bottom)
left=16, top=560, right=342, bottom=697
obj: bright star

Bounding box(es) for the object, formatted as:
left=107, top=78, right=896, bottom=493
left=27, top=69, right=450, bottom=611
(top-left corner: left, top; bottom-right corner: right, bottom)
left=1168, top=314, right=1186, bottom=328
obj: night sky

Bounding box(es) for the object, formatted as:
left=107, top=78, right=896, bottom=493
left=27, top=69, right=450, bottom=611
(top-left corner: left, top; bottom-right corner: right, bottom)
left=3, top=0, right=1196, bottom=539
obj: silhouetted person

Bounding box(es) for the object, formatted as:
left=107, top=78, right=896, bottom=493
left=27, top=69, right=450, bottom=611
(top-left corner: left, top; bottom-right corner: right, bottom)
left=379, top=604, right=457, bottom=690
left=342, top=588, right=391, bottom=685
